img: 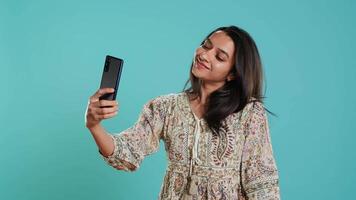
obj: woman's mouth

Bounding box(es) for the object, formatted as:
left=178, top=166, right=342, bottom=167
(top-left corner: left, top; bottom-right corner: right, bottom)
left=195, top=58, right=210, bottom=70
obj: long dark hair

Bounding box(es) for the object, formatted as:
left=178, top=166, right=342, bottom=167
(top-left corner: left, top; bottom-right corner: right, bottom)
left=182, top=25, right=277, bottom=136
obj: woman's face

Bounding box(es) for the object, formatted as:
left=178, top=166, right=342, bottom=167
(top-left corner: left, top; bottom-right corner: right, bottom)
left=192, top=30, right=235, bottom=84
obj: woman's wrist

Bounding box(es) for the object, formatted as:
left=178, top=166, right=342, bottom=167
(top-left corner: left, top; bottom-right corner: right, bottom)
left=87, top=123, right=103, bottom=134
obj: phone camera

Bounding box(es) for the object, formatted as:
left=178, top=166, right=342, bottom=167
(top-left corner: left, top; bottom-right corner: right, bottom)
left=104, top=62, right=109, bottom=72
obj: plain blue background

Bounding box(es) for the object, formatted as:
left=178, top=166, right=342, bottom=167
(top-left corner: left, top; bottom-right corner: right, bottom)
left=1, top=0, right=355, bottom=199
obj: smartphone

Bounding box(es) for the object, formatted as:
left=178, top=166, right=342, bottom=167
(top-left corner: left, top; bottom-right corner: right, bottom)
left=99, top=55, right=124, bottom=101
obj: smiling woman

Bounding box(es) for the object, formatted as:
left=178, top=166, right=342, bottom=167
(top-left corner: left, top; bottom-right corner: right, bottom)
left=86, top=25, right=281, bottom=200
left=184, top=26, right=274, bottom=137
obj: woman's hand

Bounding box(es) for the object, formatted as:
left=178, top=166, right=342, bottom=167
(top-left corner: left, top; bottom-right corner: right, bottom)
left=85, top=88, right=119, bottom=129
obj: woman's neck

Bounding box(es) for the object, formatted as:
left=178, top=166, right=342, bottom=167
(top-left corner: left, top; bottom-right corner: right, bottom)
left=198, top=81, right=225, bottom=105
left=188, top=81, right=224, bottom=119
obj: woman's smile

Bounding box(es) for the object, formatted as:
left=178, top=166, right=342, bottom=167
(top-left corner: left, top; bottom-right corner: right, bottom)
left=195, top=57, right=210, bottom=70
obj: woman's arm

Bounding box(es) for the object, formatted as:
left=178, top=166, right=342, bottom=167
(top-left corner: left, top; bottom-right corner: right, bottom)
left=85, top=88, right=129, bottom=170
left=87, top=124, right=114, bottom=157
left=85, top=88, right=117, bottom=157
left=240, top=102, right=281, bottom=200
left=97, top=94, right=172, bottom=172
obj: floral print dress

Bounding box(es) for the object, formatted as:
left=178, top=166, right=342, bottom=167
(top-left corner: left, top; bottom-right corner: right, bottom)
left=99, top=92, right=280, bottom=200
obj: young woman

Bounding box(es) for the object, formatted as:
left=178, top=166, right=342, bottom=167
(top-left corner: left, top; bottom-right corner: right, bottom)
left=85, top=25, right=281, bottom=200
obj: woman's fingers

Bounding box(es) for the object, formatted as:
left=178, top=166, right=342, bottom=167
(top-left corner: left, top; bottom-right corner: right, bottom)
left=85, top=88, right=118, bottom=127
left=98, top=99, right=118, bottom=108
left=91, top=102, right=118, bottom=114
left=87, top=98, right=119, bottom=120
left=90, top=88, right=115, bottom=102
left=98, top=110, right=118, bottom=119
left=90, top=99, right=118, bottom=109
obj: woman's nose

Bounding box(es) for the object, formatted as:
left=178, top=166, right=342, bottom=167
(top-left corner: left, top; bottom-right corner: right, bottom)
left=199, top=50, right=211, bottom=62
left=198, top=53, right=208, bottom=63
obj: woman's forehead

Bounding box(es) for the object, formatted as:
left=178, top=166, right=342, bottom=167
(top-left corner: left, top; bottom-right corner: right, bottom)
left=208, top=31, right=235, bottom=57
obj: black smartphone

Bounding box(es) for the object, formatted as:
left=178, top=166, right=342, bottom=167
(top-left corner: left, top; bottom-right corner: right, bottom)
left=99, top=55, right=124, bottom=101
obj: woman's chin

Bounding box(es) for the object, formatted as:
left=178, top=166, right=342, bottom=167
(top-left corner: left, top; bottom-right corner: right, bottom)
left=192, top=68, right=208, bottom=78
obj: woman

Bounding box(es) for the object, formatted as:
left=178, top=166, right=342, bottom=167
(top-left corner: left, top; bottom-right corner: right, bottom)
left=85, top=25, right=281, bottom=200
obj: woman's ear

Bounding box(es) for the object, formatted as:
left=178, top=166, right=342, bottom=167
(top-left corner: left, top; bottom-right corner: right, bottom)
left=226, top=73, right=235, bottom=81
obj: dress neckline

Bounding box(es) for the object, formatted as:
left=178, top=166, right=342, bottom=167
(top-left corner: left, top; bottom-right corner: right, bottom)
left=183, top=92, right=204, bottom=121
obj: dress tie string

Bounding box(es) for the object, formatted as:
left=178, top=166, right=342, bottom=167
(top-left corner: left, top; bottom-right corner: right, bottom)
left=184, top=114, right=203, bottom=199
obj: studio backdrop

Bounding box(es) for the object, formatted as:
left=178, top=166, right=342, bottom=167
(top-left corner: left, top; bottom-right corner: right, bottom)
left=1, top=0, right=355, bottom=200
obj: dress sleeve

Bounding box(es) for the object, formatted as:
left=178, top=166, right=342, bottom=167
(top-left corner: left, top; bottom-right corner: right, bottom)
left=240, top=102, right=281, bottom=199
left=99, top=95, right=170, bottom=172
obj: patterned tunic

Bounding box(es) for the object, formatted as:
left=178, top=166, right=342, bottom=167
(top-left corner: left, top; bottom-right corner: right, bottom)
left=99, top=92, right=280, bottom=200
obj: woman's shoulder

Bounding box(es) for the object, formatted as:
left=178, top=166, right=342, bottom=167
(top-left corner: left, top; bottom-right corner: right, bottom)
left=243, top=98, right=268, bottom=127
left=246, top=97, right=265, bottom=113
left=145, top=92, right=183, bottom=108
left=151, top=92, right=182, bottom=102
left=235, top=97, right=266, bottom=124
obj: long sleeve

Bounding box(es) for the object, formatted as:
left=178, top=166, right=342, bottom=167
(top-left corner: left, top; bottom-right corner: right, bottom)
left=240, top=102, right=281, bottom=199
left=99, top=95, right=170, bottom=172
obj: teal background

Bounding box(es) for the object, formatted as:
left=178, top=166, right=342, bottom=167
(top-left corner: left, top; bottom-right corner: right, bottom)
left=1, top=0, right=355, bottom=199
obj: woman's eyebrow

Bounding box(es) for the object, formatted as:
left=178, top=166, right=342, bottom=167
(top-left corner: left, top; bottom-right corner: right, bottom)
left=207, top=38, right=230, bottom=59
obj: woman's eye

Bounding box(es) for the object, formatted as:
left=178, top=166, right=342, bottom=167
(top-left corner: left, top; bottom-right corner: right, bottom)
left=216, top=56, right=224, bottom=61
